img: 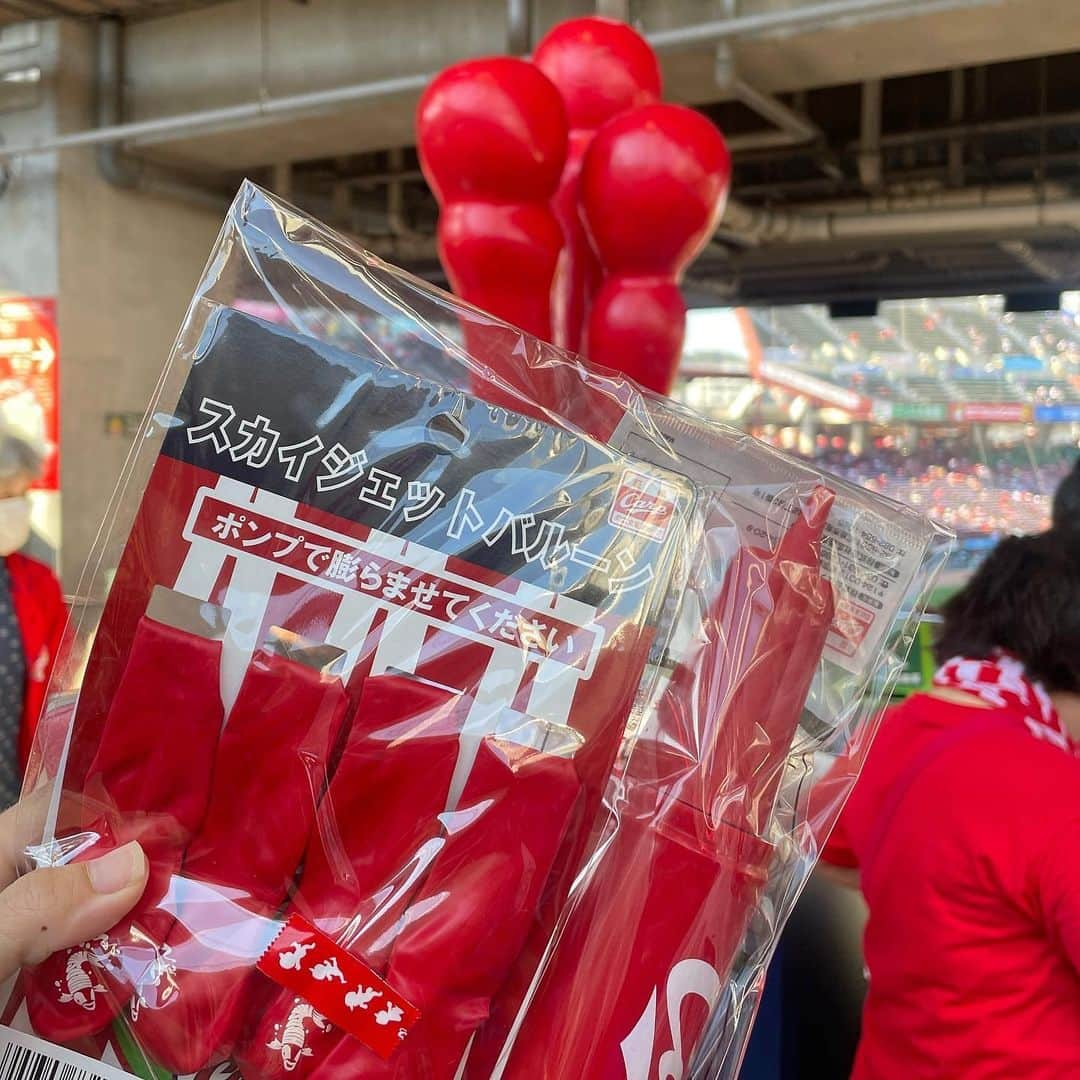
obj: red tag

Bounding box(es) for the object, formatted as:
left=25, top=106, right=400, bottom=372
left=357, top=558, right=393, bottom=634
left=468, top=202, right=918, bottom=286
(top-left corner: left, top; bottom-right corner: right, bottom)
left=257, top=915, right=421, bottom=1060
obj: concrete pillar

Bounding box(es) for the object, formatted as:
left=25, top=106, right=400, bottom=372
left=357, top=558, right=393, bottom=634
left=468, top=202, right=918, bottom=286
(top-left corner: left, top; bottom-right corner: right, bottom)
left=798, top=409, right=818, bottom=457
left=0, top=23, right=58, bottom=299
left=849, top=421, right=868, bottom=457
left=50, top=22, right=223, bottom=589
left=0, top=22, right=61, bottom=569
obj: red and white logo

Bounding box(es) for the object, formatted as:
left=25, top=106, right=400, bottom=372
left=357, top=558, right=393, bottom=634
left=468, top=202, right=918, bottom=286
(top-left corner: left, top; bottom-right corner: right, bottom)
left=609, top=470, right=679, bottom=543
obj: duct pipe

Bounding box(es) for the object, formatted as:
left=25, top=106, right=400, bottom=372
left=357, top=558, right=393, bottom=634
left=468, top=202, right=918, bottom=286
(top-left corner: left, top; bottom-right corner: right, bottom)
left=0, top=69, right=431, bottom=163
left=646, top=0, right=997, bottom=50
left=93, top=17, right=232, bottom=210
left=723, top=190, right=1080, bottom=244
left=731, top=78, right=820, bottom=143
left=725, top=76, right=823, bottom=152
left=385, top=146, right=426, bottom=241
left=857, top=79, right=882, bottom=189
left=507, top=0, right=531, bottom=55
left=95, top=17, right=137, bottom=189
left=714, top=40, right=822, bottom=152
left=762, top=181, right=1071, bottom=213
left=848, top=109, right=1080, bottom=150
left=948, top=68, right=965, bottom=186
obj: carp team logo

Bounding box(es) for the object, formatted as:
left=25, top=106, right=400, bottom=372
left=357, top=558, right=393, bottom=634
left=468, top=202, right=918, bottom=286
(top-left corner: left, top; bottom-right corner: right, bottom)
left=268, top=998, right=332, bottom=1072
left=53, top=936, right=118, bottom=1011
left=610, top=469, right=680, bottom=543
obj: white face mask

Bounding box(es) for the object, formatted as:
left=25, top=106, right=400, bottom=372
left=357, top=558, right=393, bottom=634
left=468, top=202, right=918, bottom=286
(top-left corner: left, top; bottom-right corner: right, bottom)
left=0, top=496, right=31, bottom=556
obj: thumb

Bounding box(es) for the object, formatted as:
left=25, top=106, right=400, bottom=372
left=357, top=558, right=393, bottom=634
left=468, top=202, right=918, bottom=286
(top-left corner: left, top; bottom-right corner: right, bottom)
left=0, top=841, right=147, bottom=982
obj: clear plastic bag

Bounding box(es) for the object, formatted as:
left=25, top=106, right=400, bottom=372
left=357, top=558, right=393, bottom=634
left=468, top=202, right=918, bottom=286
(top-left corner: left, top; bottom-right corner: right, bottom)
left=8, top=183, right=951, bottom=1080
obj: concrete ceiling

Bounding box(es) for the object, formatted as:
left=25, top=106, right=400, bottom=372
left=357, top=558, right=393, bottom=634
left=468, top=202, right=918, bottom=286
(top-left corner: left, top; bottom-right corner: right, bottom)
left=5, top=0, right=1076, bottom=304
left=0, top=0, right=230, bottom=27
left=118, top=0, right=1080, bottom=171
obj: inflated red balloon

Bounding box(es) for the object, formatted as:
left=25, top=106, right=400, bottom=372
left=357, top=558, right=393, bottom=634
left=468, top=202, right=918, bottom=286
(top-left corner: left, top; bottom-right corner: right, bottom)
left=416, top=58, right=567, bottom=344
left=534, top=17, right=661, bottom=353
left=581, top=103, right=731, bottom=395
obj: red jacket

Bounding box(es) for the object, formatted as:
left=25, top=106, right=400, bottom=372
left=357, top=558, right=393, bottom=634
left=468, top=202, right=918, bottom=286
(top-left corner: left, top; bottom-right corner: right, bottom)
left=7, top=553, right=65, bottom=769
left=821, top=693, right=1080, bottom=1079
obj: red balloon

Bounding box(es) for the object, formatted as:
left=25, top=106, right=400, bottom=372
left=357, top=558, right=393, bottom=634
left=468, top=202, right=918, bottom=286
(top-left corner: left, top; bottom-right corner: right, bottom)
left=417, top=58, right=566, bottom=205
left=587, top=279, right=686, bottom=391
left=416, top=58, right=567, bottom=341
left=580, top=103, right=731, bottom=394
left=533, top=16, right=661, bottom=134
left=534, top=17, right=661, bottom=353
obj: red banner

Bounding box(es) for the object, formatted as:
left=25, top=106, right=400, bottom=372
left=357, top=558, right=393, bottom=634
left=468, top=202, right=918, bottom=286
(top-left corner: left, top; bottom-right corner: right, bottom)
left=0, top=297, right=59, bottom=490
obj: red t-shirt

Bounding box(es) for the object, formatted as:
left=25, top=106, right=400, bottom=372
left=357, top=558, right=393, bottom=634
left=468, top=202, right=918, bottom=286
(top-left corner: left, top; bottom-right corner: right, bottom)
left=821, top=692, right=1080, bottom=1079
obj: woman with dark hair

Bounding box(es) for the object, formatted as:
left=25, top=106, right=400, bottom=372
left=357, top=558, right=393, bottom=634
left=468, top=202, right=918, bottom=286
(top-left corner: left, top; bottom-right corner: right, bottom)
left=1052, top=455, right=1080, bottom=536
left=818, top=531, right=1080, bottom=1079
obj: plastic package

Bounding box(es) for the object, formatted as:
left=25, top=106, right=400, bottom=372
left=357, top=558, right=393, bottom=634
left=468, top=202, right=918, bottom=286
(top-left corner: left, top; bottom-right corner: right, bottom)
left=5, top=183, right=950, bottom=1080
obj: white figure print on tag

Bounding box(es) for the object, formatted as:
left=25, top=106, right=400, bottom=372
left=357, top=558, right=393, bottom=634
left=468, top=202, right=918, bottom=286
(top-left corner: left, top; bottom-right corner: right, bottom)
left=345, top=985, right=382, bottom=1012
left=375, top=1003, right=404, bottom=1027
left=311, top=957, right=346, bottom=984
left=278, top=941, right=316, bottom=972
left=268, top=998, right=332, bottom=1072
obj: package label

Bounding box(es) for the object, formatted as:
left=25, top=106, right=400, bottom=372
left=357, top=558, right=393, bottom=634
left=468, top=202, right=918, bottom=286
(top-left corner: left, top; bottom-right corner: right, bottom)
left=610, top=407, right=928, bottom=676
left=0, top=1026, right=136, bottom=1080
left=185, top=489, right=607, bottom=673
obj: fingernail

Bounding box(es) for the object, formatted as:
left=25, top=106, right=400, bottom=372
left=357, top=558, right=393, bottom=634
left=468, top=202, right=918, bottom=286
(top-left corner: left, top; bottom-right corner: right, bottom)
left=87, top=842, right=145, bottom=894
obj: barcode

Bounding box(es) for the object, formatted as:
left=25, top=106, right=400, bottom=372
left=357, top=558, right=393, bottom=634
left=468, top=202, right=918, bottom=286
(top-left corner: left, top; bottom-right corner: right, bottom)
left=0, top=1029, right=134, bottom=1080
left=0, top=1044, right=106, bottom=1080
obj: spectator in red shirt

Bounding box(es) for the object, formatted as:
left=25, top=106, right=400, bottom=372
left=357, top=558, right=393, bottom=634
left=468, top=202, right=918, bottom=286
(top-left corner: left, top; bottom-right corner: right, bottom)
left=819, top=531, right=1080, bottom=1079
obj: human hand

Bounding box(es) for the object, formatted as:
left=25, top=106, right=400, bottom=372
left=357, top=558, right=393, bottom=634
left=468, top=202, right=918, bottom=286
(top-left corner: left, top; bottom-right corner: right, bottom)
left=0, top=792, right=147, bottom=982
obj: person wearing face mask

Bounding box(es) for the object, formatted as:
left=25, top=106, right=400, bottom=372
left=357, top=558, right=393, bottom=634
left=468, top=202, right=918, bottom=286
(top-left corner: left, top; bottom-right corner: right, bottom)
left=0, top=427, right=64, bottom=809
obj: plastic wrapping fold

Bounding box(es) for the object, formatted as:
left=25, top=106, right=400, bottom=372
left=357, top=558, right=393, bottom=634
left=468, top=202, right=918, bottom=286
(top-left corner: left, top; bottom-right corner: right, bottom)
left=6, top=183, right=951, bottom=1080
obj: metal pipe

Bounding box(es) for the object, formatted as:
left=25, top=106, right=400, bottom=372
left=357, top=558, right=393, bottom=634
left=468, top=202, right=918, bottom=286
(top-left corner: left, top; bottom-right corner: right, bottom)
left=0, top=0, right=998, bottom=163
left=93, top=17, right=231, bottom=211
left=345, top=167, right=424, bottom=189
left=595, top=0, right=631, bottom=17
left=506, top=0, right=530, bottom=54
left=714, top=49, right=821, bottom=152
left=723, top=190, right=1080, bottom=244
left=857, top=79, right=882, bottom=190
left=95, top=17, right=139, bottom=190
left=754, top=182, right=1070, bottom=215
left=646, top=0, right=996, bottom=49
left=271, top=161, right=292, bottom=199
left=948, top=68, right=965, bottom=186
left=385, top=146, right=425, bottom=240
left=0, top=70, right=431, bottom=162
left=849, top=109, right=1080, bottom=150
left=730, top=77, right=820, bottom=143
left=997, top=240, right=1061, bottom=282
left=726, top=129, right=811, bottom=152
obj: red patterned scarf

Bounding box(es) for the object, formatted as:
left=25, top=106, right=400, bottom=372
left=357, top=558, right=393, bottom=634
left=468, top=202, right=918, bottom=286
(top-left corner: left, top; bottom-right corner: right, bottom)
left=933, top=651, right=1075, bottom=754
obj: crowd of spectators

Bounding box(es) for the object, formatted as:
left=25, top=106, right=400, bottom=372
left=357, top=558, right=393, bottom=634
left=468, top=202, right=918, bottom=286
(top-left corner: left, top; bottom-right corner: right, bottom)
left=803, top=442, right=1074, bottom=536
